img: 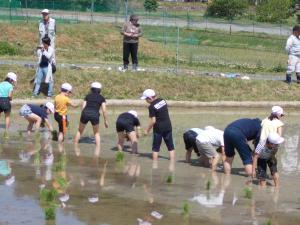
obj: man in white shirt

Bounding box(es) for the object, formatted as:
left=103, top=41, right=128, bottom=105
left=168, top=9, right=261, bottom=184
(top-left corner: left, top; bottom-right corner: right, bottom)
left=196, top=126, right=224, bottom=171
left=285, top=25, right=300, bottom=84
left=39, top=9, right=56, bottom=60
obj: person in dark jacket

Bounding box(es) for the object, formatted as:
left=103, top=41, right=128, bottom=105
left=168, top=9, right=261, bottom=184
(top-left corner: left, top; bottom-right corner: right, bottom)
left=223, top=118, right=261, bottom=176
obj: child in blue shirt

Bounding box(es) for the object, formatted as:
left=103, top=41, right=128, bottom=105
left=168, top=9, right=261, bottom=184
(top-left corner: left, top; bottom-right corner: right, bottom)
left=0, top=72, right=17, bottom=137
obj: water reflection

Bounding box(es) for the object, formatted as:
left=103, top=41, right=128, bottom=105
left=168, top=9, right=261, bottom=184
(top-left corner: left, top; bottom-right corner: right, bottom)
left=281, top=135, right=299, bottom=174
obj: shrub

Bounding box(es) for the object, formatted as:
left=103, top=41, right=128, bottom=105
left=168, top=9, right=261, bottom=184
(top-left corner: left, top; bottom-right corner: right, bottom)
left=206, top=0, right=248, bottom=20
left=144, top=0, right=158, bottom=12
left=256, top=0, right=293, bottom=23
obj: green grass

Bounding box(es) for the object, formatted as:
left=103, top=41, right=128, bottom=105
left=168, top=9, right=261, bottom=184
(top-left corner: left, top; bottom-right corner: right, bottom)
left=116, top=151, right=125, bottom=162
left=182, top=201, right=190, bottom=216
left=0, top=21, right=289, bottom=74
left=3, top=65, right=300, bottom=101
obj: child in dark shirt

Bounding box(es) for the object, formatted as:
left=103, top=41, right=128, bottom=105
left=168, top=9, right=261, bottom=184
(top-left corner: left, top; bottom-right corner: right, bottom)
left=74, top=82, right=108, bottom=155
left=141, top=89, right=175, bottom=161
left=116, top=110, right=141, bottom=154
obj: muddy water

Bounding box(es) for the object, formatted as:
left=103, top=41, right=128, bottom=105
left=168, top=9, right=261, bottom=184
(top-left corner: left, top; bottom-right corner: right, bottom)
left=0, top=107, right=300, bottom=225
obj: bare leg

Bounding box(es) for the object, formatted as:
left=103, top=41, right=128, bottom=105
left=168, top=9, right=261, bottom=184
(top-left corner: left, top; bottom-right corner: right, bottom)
left=74, top=122, right=86, bottom=144
left=127, top=131, right=138, bottom=154
left=224, top=156, right=234, bottom=174
left=211, top=154, right=220, bottom=171
left=168, top=150, right=175, bottom=161
left=186, top=149, right=192, bottom=163
left=244, top=164, right=253, bottom=177
left=273, top=172, right=279, bottom=187
left=4, top=111, right=10, bottom=132
left=58, top=132, right=64, bottom=143
left=152, top=151, right=159, bottom=161
left=117, top=132, right=125, bottom=151
left=92, top=124, right=100, bottom=149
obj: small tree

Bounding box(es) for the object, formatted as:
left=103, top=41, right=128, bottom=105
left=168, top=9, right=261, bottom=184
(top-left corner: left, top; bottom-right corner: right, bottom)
left=144, top=0, right=158, bottom=12
left=206, top=0, right=248, bottom=20
left=256, top=0, right=293, bottom=23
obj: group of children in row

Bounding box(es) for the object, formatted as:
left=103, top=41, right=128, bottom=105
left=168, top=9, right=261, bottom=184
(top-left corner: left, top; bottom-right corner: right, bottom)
left=0, top=71, right=285, bottom=187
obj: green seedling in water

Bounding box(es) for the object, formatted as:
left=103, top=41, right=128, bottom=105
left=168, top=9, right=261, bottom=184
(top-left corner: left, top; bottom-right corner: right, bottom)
left=18, top=131, right=23, bottom=141
left=182, top=201, right=190, bottom=216
left=56, top=176, right=68, bottom=189
left=116, top=151, right=125, bottom=162
left=40, top=188, right=58, bottom=203
left=166, top=175, right=173, bottom=184
left=34, top=152, right=41, bottom=167
left=3, top=131, right=9, bottom=140
left=51, top=130, right=58, bottom=141
left=206, top=180, right=211, bottom=191
left=243, top=187, right=253, bottom=199
left=266, top=219, right=273, bottom=225
left=54, top=154, right=67, bottom=172
left=45, top=206, right=56, bottom=220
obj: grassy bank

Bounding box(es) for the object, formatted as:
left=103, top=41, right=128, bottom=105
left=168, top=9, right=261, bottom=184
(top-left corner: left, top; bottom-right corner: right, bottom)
left=0, top=22, right=288, bottom=74
left=2, top=65, right=300, bottom=101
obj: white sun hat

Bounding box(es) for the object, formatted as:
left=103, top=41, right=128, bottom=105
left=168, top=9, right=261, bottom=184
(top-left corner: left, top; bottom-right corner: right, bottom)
left=91, top=82, right=102, bottom=89
left=61, top=83, right=72, bottom=92
left=45, top=102, right=54, bottom=113
left=41, top=9, right=50, bottom=14
left=271, top=106, right=284, bottom=116
left=267, top=132, right=284, bottom=145
left=140, top=89, right=155, bottom=100
left=128, top=110, right=138, bottom=118
left=6, top=72, right=17, bottom=82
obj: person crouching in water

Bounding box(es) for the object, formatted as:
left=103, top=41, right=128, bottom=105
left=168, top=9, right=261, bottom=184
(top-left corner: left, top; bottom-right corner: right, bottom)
left=0, top=72, right=17, bottom=137
left=141, top=89, right=175, bottom=161
left=252, top=132, right=284, bottom=187
left=19, top=102, right=54, bottom=135
left=116, top=110, right=141, bottom=154
left=74, top=82, right=108, bottom=152
left=54, top=83, right=78, bottom=142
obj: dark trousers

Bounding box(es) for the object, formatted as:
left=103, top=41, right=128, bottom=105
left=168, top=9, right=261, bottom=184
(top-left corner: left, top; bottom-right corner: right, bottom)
left=123, top=42, right=138, bottom=67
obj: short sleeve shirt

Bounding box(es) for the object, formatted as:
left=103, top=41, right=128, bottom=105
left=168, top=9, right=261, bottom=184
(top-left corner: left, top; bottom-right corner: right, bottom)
left=83, top=93, right=106, bottom=113
left=197, top=128, right=224, bottom=147
left=28, top=104, right=48, bottom=120
left=117, top=112, right=140, bottom=127
left=148, top=98, right=172, bottom=133
left=54, top=94, right=71, bottom=116
left=0, top=81, right=13, bottom=97
left=260, top=118, right=284, bottom=140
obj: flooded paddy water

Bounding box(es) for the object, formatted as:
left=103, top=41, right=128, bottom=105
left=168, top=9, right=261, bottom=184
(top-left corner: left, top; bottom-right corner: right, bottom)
left=0, top=106, right=300, bottom=225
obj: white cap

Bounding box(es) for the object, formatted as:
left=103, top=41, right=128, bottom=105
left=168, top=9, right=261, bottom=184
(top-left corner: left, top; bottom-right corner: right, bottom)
left=61, top=83, right=72, bottom=92
left=6, top=72, right=17, bottom=82
left=140, top=89, right=155, bottom=100
left=271, top=106, right=284, bottom=116
left=128, top=110, right=138, bottom=118
left=45, top=102, right=54, bottom=113
left=267, top=132, right=284, bottom=145
left=91, top=82, right=102, bottom=89
left=41, top=9, right=49, bottom=14
left=204, top=126, right=215, bottom=131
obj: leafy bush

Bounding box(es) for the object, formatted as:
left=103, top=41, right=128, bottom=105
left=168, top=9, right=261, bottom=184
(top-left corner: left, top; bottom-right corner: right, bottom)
left=256, top=0, right=293, bottom=23
left=144, top=0, right=158, bottom=12
left=0, top=42, right=18, bottom=55
left=206, top=0, right=248, bottom=20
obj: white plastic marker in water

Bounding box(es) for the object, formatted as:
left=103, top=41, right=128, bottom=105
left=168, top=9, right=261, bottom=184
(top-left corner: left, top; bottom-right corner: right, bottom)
left=88, top=196, right=99, bottom=203
left=150, top=211, right=163, bottom=219
left=137, top=218, right=152, bottom=225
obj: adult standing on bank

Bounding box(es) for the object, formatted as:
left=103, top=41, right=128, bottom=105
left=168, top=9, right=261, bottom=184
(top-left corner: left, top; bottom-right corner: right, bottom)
left=39, top=9, right=56, bottom=52
left=119, top=15, right=142, bottom=72
left=223, top=118, right=261, bottom=176
left=32, top=37, right=54, bottom=98
left=285, top=25, right=300, bottom=84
